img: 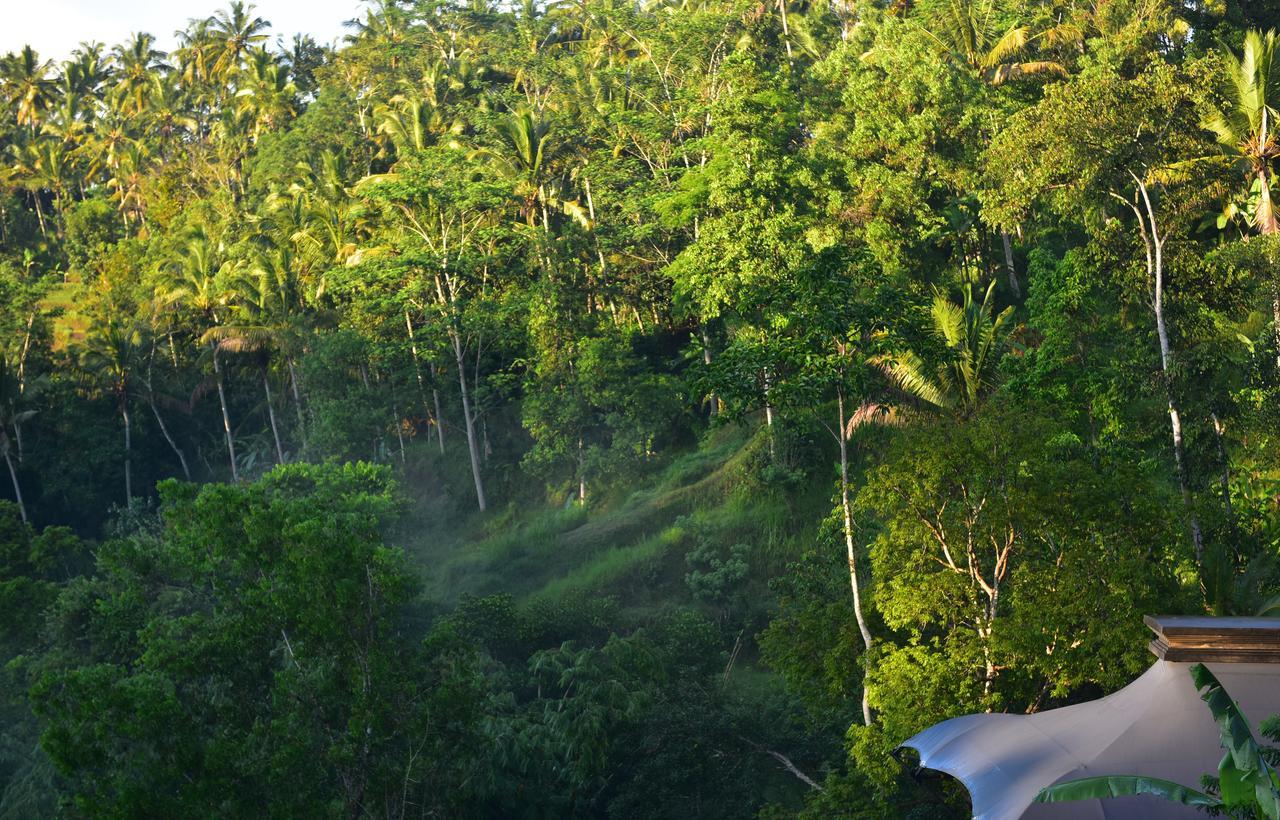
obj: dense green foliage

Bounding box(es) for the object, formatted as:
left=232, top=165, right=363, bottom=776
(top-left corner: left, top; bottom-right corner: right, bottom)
left=4, top=0, right=1280, bottom=815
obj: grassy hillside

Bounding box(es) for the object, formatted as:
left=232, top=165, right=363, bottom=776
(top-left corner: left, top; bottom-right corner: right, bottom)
left=402, top=420, right=834, bottom=633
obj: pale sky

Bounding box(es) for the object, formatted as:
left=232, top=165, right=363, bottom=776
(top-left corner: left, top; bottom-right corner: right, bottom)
left=5, top=0, right=369, bottom=63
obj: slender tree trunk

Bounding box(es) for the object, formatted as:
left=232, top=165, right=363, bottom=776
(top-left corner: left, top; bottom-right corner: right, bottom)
left=31, top=194, right=46, bottom=239
left=404, top=309, right=436, bottom=438
left=450, top=330, right=486, bottom=512
left=286, top=356, right=308, bottom=453
left=4, top=449, right=27, bottom=524
left=121, top=399, right=133, bottom=508
left=837, top=390, right=873, bottom=726
left=578, top=436, right=587, bottom=504
left=393, top=407, right=406, bottom=464
left=1271, top=285, right=1280, bottom=372
left=149, top=392, right=191, bottom=480
left=263, top=372, right=285, bottom=464
left=430, top=362, right=446, bottom=454
left=1001, top=230, right=1022, bottom=299
left=762, top=368, right=776, bottom=457
left=702, top=325, right=717, bottom=418
left=777, top=0, right=794, bottom=64
left=15, top=313, right=32, bottom=462
left=212, top=346, right=239, bottom=482
left=1211, top=412, right=1235, bottom=533
left=1131, top=179, right=1205, bottom=576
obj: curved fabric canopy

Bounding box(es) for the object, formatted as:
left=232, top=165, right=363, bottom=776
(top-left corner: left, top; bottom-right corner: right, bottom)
left=903, top=661, right=1280, bottom=819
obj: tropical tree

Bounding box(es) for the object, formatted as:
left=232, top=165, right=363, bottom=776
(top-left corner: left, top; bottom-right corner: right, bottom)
left=0, top=356, right=33, bottom=524
left=112, top=33, right=167, bottom=117
left=160, top=229, right=241, bottom=481
left=82, top=317, right=143, bottom=507
left=206, top=1, right=271, bottom=84
left=204, top=247, right=297, bottom=464
left=1199, top=29, right=1280, bottom=368
left=0, top=46, right=57, bottom=132
left=920, top=0, right=1066, bottom=85
left=882, top=279, right=1013, bottom=417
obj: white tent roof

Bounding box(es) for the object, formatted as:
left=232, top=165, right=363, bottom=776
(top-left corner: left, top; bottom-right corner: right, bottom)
left=903, top=660, right=1280, bottom=819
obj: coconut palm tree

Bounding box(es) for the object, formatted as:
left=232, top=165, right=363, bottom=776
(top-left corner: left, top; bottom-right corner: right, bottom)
left=112, top=33, right=168, bottom=117
left=160, top=229, right=241, bottom=481
left=882, top=279, right=1013, bottom=417
left=63, top=42, right=111, bottom=104
left=474, top=107, right=585, bottom=233
left=9, top=138, right=72, bottom=237
left=1200, top=30, right=1280, bottom=368
left=207, top=2, right=272, bottom=83
left=0, top=46, right=57, bottom=133
left=1203, top=30, right=1280, bottom=234
left=236, top=46, right=296, bottom=142
left=203, top=250, right=297, bottom=464
left=82, top=318, right=143, bottom=507
left=922, top=0, right=1066, bottom=85
left=0, top=355, right=33, bottom=524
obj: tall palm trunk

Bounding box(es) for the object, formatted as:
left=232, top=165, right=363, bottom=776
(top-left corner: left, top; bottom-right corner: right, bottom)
left=286, top=356, right=308, bottom=451
left=404, top=309, right=437, bottom=443
left=837, top=389, right=874, bottom=726
left=1000, top=230, right=1022, bottom=298
left=1258, top=199, right=1280, bottom=369
left=431, top=367, right=446, bottom=455
left=212, top=345, right=239, bottom=482
left=149, top=391, right=191, bottom=480
left=263, top=371, right=285, bottom=464
left=450, top=329, right=486, bottom=511
left=3, top=448, right=26, bottom=524
left=121, top=397, right=133, bottom=508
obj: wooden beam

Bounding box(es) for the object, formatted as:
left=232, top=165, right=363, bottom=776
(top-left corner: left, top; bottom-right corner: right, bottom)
left=1146, top=615, right=1280, bottom=663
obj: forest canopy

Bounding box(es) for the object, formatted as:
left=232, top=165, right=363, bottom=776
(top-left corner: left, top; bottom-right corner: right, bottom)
left=3, top=0, right=1280, bottom=816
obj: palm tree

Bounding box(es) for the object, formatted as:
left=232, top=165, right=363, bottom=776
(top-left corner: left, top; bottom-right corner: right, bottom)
left=112, top=33, right=168, bottom=117
left=0, top=355, right=34, bottom=524
left=882, top=279, right=1013, bottom=417
left=204, top=249, right=296, bottom=464
left=235, top=47, right=296, bottom=142
left=374, top=71, right=463, bottom=157
left=173, top=18, right=217, bottom=91
left=143, top=72, right=197, bottom=152
left=0, top=46, right=57, bottom=133
left=160, top=229, right=241, bottom=481
left=1200, top=30, right=1280, bottom=368
left=475, top=107, right=586, bottom=233
left=922, top=0, right=1066, bottom=85
left=9, top=138, right=72, bottom=237
left=1203, top=30, right=1280, bottom=234
left=64, top=41, right=111, bottom=103
left=82, top=318, right=143, bottom=507
left=207, top=2, right=272, bottom=83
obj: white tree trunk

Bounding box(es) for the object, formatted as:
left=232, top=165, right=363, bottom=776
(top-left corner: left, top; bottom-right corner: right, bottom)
left=838, top=390, right=874, bottom=726
left=1001, top=229, right=1021, bottom=299
left=450, top=330, right=487, bottom=512
left=263, top=372, right=285, bottom=464
left=4, top=449, right=26, bottom=524
left=213, top=346, right=239, bottom=482
left=1132, top=179, right=1205, bottom=574
left=149, top=392, right=191, bottom=480
left=122, top=400, right=133, bottom=508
